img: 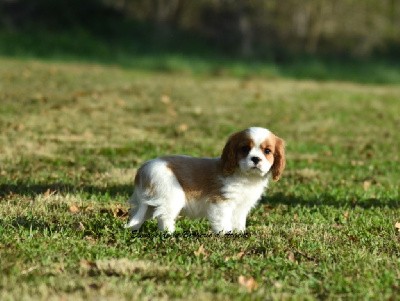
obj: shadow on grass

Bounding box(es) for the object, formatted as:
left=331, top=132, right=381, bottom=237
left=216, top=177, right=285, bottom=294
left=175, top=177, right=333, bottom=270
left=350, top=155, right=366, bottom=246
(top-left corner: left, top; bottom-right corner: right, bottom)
left=3, top=216, right=62, bottom=232
left=262, top=192, right=400, bottom=209
left=1, top=183, right=399, bottom=209
left=0, top=182, right=133, bottom=199
left=130, top=231, right=253, bottom=240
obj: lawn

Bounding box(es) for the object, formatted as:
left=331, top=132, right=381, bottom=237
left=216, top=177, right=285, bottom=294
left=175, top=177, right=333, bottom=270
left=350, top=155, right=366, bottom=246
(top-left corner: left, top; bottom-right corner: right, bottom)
left=0, top=57, right=399, bottom=300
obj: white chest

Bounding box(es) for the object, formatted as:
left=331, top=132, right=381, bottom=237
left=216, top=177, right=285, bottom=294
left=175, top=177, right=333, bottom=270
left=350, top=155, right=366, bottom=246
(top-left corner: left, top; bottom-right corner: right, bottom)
left=221, top=176, right=269, bottom=208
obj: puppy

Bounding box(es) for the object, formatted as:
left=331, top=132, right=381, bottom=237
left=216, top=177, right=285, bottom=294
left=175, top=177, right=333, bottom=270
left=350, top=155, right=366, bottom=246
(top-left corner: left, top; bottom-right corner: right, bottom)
left=125, top=127, right=285, bottom=233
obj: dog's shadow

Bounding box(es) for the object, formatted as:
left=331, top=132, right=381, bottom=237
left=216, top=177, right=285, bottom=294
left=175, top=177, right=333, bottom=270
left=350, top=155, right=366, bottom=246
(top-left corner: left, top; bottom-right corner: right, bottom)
left=261, top=191, right=399, bottom=209
left=0, top=182, right=133, bottom=199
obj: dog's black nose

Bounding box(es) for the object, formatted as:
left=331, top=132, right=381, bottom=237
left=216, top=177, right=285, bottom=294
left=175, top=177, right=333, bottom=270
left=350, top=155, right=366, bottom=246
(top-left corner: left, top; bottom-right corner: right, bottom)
left=251, top=157, right=261, bottom=164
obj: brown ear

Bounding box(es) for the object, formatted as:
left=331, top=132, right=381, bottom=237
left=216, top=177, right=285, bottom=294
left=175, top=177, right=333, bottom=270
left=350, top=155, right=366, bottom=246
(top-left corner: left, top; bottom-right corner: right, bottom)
left=221, top=132, right=241, bottom=175
left=272, top=136, right=286, bottom=181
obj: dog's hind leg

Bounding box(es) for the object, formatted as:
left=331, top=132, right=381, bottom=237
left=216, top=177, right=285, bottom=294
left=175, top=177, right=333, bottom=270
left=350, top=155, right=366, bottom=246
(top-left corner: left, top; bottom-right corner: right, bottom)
left=125, top=192, right=152, bottom=230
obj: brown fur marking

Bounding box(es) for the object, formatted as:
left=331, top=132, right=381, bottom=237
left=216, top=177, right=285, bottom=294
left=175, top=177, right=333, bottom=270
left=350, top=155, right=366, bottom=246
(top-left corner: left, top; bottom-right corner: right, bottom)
left=221, top=130, right=252, bottom=175
left=270, top=135, right=286, bottom=181
left=165, top=156, right=225, bottom=203
left=134, top=162, right=156, bottom=197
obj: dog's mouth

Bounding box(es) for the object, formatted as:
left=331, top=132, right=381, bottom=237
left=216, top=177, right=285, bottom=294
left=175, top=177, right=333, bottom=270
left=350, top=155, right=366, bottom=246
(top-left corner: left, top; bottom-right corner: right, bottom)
left=240, top=160, right=265, bottom=175
left=251, top=164, right=262, bottom=170
left=249, top=166, right=263, bottom=174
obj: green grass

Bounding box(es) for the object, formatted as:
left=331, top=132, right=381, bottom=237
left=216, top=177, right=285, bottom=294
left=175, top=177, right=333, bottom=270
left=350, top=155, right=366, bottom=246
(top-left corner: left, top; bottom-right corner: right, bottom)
left=0, top=57, right=400, bottom=300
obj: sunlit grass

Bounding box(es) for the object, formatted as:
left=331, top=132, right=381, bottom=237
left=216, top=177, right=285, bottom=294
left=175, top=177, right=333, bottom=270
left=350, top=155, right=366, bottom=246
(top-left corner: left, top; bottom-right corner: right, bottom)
left=0, top=58, right=399, bottom=300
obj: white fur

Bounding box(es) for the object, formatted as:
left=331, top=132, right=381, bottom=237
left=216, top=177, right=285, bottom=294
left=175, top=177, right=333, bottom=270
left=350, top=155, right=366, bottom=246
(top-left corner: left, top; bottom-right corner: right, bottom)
left=248, top=127, right=271, bottom=142
left=125, top=159, right=186, bottom=233
left=125, top=127, right=274, bottom=234
left=239, top=127, right=272, bottom=176
left=217, top=174, right=269, bottom=232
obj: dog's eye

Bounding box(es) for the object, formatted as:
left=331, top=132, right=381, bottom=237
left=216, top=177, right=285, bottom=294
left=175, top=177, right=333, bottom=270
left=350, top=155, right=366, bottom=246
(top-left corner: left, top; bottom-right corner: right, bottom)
left=264, top=148, right=272, bottom=155
left=241, top=146, right=251, bottom=154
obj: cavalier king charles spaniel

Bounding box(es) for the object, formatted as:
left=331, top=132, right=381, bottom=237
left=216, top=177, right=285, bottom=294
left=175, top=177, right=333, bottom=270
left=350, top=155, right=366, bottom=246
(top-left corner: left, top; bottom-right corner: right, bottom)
left=125, top=127, right=285, bottom=234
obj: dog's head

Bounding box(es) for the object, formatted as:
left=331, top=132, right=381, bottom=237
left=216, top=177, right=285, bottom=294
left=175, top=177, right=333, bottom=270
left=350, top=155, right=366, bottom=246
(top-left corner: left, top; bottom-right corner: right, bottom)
left=221, top=127, right=285, bottom=180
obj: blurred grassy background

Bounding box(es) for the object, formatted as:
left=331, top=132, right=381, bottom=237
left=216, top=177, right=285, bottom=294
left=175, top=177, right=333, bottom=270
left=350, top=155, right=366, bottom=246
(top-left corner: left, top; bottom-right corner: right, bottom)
left=1, top=0, right=400, bottom=83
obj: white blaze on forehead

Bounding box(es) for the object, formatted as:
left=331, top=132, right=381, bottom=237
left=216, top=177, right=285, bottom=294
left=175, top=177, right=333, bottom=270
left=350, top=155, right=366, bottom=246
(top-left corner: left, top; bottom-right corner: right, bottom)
left=247, top=127, right=271, bottom=145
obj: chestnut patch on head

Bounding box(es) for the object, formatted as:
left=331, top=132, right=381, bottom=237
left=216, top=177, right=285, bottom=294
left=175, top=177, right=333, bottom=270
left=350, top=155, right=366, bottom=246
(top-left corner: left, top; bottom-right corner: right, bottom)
left=240, top=145, right=251, bottom=155
left=260, top=140, right=275, bottom=167
left=263, top=148, right=272, bottom=155
left=221, top=130, right=252, bottom=175
left=238, top=140, right=254, bottom=158
left=261, top=142, right=274, bottom=158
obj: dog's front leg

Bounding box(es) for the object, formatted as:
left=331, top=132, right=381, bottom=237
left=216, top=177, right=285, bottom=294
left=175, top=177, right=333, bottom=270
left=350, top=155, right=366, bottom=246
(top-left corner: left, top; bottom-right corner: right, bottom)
left=207, top=202, right=234, bottom=234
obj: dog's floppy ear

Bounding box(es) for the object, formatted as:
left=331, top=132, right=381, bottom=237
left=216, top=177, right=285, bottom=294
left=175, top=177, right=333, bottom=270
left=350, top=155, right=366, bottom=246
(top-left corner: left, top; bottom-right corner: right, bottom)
left=271, top=136, right=286, bottom=181
left=221, top=131, right=242, bottom=175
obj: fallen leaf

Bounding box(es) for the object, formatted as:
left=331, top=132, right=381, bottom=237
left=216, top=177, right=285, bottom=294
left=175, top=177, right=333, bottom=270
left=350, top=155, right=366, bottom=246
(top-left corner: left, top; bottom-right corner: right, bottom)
left=69, top=204, right=80, bottom=214
left=225, top=251, right=245, bottom=261
left=77, top=222, right=85, bottom=231
left=395, top=222, right=400, bottom=232
left=21, top=265, right=39, bottom=275
left=115, top=98, right=126, bottom=107
left=112, top=206, right=128, bottom=218
left=176, top=123, right=189, bottom=133
left=80, top=259, right=96, bottom=271
left=85, top=236, right=96, bottom=244
left=235, top=251, right=245, bottom=260
left=13, top=123, right=25, bottom=131
left=238, top=275, right=258, bottom=292
left=83, top=205, right=95, bottom=212
left=348, top=235, right=358, bottom=242
left=343, top=211, right=350, bottom=220
left=194, top=244, right=209, bottom=257
left=44, top=189, right=55, bottom=198
left=287, top=251, right=296, bottom=263
left=32, top=93, right=47, bottom=102
left=160, top=94, right=171, bottom=104
left=363, top=180, right=371, bottom=191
